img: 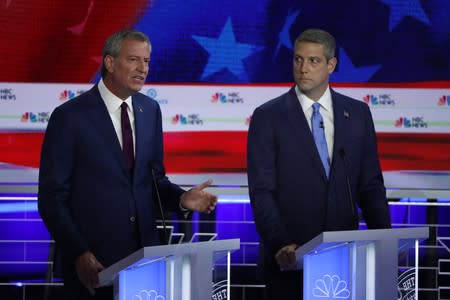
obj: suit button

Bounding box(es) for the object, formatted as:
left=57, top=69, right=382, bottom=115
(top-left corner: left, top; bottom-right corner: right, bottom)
left=130, top=216, right=135, bottom=222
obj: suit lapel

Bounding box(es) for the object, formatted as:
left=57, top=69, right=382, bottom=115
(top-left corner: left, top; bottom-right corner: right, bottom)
left=132, top=96, right=146, bottom=178
left=284, top=87, right=328, bottom=181
left=330, top=89, right=346, bottom=168
left=86, top=86, right=128, bottom=175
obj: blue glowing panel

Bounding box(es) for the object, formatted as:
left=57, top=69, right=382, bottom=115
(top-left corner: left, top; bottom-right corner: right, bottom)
left=304, top=245, right=351, bottom=300
left=119, top=259, right=166, bottom=300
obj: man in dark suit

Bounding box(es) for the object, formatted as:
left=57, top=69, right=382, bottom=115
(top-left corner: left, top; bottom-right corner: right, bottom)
left=38, top=29, right=217, bottom=299
left=247, top=28, right=391, bottom=300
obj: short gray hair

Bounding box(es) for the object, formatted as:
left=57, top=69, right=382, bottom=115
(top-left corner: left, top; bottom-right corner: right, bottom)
left=295, top=29, right=336, bottom=61
left=101, top=29, right=151, bottom=78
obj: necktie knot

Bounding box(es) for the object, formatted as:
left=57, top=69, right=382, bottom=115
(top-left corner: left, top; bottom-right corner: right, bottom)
left=312, top=102, right=320, bottom=113
left=121, top=102, right=128, bottom=111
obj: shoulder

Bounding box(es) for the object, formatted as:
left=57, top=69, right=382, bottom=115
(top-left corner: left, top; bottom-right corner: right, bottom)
left=50, top=85, right=99, bottom=119
left=331, top=88, right=370, bottom=113
left=253, top=87, right=294, bottom=116
left=132, top=91, right=160, bottom=112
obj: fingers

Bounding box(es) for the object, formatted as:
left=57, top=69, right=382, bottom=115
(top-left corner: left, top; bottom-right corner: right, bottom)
left=180, top=180, right=217, bottom=213
left=203, top=192, right=217, bottom=213
left=194, top=179, right=213, bottom=191
left=75, top=251, right=103, bottom=294
left=205, top=197, right=217, bottom=214
left=275, top=244, right=298, bottom=270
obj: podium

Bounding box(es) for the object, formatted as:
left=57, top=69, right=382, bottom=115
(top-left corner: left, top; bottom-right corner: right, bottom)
left=295, top=227, right=429, bottom=300
left=98, top=239, right=240, bottom=300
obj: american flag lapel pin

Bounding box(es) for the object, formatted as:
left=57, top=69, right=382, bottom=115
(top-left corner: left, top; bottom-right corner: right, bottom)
left=344, top=110, right=349, bottom=118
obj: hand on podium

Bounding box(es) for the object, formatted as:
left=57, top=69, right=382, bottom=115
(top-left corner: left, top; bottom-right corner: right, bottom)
left=180, top=179, right=218, bottom=214
left=275, top=243, right=299, bottom=270
left=75, top=251, right=105, bottom=295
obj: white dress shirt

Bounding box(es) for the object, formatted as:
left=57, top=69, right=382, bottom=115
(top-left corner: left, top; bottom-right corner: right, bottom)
left=98, top=79, right=136, bottom=154
left=295, top=85, right=334, bottom=160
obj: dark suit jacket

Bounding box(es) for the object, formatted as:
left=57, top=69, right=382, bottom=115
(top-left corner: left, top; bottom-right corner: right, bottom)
left=38, top=85, right=184, bottom=280
left=247, top=87, right=391, bottom=270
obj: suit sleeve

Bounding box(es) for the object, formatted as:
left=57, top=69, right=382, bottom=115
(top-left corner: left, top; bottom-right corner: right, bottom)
left=358, top=104, right=391, bottom=229
left=247, top=107, right=293, bottom=254
left=38, top=107, right=89, bottom=262
left=150, top=103, right=185, bottom=211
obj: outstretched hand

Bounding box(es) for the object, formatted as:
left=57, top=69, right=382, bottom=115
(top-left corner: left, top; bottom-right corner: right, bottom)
left=180, top=179, right=217, bottom=213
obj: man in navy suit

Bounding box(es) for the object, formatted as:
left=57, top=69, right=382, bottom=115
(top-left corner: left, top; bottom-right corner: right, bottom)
left=38, top=29, right=217, bottom=299
left=247, top=28, right=391, bottom=300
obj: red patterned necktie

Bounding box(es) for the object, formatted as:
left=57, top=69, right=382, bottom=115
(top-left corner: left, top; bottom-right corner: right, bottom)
left=120, top=102, right=134, bottom=174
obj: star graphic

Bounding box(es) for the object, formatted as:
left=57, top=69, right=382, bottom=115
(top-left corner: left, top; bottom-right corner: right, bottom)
left=273, top=9, right=300, bottom=60
left=380, top=0, right=430, bottom=31
left=332, top=48, right=381, bottom=82
left=192, top=18, right=264, bottom=81
left=67, top=0, right=94, bottom=35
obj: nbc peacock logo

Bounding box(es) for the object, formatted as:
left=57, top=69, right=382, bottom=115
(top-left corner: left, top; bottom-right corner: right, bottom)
left=312, top=275, right=350, bottom=299
left=133, top=289, right=165, bottom=300
left=211, top=92, right=243, bottom=103
left=59, top=90, right=76, bottom=101
left=438, top=95, right=450, bottom=106
left=363, top=94, right=395, bottom=106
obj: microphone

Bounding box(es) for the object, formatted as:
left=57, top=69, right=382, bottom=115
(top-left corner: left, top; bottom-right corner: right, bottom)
left=150, top=165, right=168, bottom=245
left=319, top=121, right=324, bottom=129
left=339, top=148, right=358, bottom=230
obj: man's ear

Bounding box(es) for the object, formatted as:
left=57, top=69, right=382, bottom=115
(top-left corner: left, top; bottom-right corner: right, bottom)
left=327, top=56, right=337, bottom=74
left=104, top=55, right=114, bottom=74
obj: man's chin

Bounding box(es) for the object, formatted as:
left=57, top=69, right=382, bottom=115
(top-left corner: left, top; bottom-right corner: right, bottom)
left=296, top=83, right=311, bottom=94
left=131, top=84, right=145, bottom=93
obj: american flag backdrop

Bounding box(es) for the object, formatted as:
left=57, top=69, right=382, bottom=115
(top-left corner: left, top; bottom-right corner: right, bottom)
left=0, top=0, right=449, bottom=84
left=1, top=0, right=449, bottom=173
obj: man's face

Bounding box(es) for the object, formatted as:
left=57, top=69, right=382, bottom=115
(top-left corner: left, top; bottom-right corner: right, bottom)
left=293, top=41, right=336, bottom=101
left=104, top=39, right=151, bottom=99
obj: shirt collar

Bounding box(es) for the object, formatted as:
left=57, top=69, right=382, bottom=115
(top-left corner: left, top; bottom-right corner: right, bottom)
left=295, top=85, right=332, bottom=113
left=98, top=79, right=133, bottom=113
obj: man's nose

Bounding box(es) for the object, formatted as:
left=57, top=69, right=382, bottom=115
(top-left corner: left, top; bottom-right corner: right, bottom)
left=137, top=61, right=148, bottom=73
left=299, top=61, right=308, bottom=73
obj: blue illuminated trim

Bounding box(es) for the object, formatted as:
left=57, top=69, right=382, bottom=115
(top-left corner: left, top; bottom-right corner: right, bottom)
left=0, top=202, right=38, bottom=213
left=218, top=195, right=250, bottom=204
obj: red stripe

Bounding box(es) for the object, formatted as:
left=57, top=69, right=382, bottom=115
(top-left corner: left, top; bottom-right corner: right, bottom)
left=1, top=132, right=450, bottom=172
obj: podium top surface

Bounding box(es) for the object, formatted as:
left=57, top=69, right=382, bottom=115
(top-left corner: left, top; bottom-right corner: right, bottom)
left=295, top=227, right=429, bottom=263
left=99, top=238, right=240, bottom=286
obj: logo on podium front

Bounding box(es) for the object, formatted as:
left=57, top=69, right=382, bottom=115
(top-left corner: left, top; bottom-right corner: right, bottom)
left=133, top=289, right=165, bottom=300
left=312, top=275, right=350, bottom=298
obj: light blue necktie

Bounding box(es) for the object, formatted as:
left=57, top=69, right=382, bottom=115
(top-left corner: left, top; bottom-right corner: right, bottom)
left=311, top=103, right=330, bottom=178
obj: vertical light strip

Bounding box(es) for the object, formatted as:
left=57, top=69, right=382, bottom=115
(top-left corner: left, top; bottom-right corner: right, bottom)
left=170, top=259, right=174, bottom=300
left=351, top=243, right=357, bottom=299
left=181, top=256, right=191, bottom=300
left=366, top=244, right=375, bottom=300
left=415, top=239, right=419, bottom=298
left=227, top=251, right=231, bottom=300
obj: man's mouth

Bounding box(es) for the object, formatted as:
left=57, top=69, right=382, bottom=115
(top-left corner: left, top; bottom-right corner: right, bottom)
left=132, top=75, right=146, bottom=81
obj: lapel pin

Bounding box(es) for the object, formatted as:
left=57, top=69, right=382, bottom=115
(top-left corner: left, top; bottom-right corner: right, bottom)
left=344, top=110, right=349, bottom=118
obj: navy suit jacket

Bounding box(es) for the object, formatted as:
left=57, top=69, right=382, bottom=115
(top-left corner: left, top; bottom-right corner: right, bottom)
left=247, top=87, right=391, bottom=269
left=38, top=85, right=184, bottom=270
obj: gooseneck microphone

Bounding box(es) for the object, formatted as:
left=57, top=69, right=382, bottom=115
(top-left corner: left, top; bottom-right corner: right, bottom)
left=339, top=148, right=359, bottom=230
left=150, top=165, right=168, bottom=244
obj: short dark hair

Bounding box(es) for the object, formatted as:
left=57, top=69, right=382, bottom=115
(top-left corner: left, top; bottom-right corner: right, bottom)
left=101, top=29, right=151, bottom=78
left=295, top=29, right=336, bottom=60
